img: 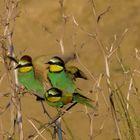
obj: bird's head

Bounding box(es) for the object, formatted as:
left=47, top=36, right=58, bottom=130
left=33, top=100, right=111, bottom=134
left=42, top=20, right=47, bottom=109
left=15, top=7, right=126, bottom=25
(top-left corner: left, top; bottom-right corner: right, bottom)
left=47, top=88, right=62, bottom=97
left=45, top=88, right=62, bottom=102
left=47, top=56, right=65, bottom=72
left=16, top=55, right=33, bottom=73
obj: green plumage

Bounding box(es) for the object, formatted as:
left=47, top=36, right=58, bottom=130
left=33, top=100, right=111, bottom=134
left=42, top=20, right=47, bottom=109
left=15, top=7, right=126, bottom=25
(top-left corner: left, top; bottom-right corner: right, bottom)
left=73, top=92, right=94, bottom=108
left=45, top=88, right=73, bottom=108
left=46, top=94, right=72, bottom=108
left=47, top=56, right=94, bottom=108
left=14, top=55, right=94, bottom=109
left=48, top=70, right=76, bottom=93
left=11, top=55, right=48, bottom=100
left=47, top=101, right=63, bottom=108
left=18, top=70, right=45, bottom=99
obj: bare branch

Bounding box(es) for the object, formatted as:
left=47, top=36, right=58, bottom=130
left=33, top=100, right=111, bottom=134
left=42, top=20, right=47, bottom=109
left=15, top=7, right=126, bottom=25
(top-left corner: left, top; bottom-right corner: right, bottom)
left=97, top=6, right=111, bottom=23
left=28, top=119, right=48, bottom=140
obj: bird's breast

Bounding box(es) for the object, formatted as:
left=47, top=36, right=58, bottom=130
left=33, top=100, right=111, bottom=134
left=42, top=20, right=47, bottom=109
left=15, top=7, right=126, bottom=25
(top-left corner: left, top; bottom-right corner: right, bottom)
left=47, top=97, right=61, bottom=102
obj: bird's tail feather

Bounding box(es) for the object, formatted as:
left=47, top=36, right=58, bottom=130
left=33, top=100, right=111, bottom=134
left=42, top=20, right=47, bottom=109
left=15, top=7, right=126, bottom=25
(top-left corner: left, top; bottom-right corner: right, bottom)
left=73, top=92, right=95, bottom=109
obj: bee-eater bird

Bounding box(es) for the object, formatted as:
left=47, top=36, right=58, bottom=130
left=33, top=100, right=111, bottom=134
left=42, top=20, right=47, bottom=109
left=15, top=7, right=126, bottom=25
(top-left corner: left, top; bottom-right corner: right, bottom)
left=8, top=53, right=78, bottom=100
left=45, top=88, right=72, bottom=108
left=47, top=56, right=94, bottom=108
left=14, top=55, right=49, bottom=99
left=45, top=87, right=94, bottom=108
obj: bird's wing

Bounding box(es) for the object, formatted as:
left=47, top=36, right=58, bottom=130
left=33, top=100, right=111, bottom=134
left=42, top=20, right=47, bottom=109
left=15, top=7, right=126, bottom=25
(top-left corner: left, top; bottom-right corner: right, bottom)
left=73, top=92, right=95, bottom=109
left=66, top=65, right=87, bottom=80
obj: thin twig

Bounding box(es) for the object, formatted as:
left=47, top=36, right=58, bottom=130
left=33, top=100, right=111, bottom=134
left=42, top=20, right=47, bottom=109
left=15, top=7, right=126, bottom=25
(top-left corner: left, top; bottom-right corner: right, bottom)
left=72, top=16, right=96, bottom=38
left=97, top=6, right=111, bottom=23
left=87, top=112, right=94, bottom=140
left=58, top=0, right=68, bottom=55
left=126, top=77, right=133, bottom=110
left=2, top=0, right=23, bottom=139
left=28, top=119, right=48, bottom=140
left=135, top=48, right=140, bottom=61
left=108, top=29, right=128, bottom=58
left=110, top=93, right=122, bottom=140
left=33, top=103, right=77, bottom=140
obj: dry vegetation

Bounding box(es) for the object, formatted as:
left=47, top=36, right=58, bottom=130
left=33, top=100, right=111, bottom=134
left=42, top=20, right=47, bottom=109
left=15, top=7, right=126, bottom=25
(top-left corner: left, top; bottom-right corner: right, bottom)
left=0, top=0, right=140, bottom=140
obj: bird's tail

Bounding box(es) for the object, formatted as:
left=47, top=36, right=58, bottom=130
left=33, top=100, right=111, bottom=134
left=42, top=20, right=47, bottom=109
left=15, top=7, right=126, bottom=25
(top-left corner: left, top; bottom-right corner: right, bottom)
left=73, top=92, right=95, bottom=109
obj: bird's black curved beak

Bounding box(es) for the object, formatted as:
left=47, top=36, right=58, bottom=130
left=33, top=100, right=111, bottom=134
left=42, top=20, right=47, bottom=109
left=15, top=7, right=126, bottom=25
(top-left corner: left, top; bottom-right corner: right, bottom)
left=7, top=55, right=18, bottom=64
left=45, top=61, right=51, bottom=64
left=15, top=63, right=33, bottom=69
left=15, top=64, right=21, bottom=69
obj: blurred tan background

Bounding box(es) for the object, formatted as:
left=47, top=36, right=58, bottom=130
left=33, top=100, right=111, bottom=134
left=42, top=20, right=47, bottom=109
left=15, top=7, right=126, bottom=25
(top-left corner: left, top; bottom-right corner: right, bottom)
left=0, top=0, right=140, bottom=139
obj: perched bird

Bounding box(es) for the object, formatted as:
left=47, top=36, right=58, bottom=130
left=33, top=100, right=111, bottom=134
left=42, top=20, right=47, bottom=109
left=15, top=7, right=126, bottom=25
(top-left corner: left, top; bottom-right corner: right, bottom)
left=45, top=87, right=94, bottom=108
left=14, top=55, right=48, bottom=99
left=47, top=56, right=76, bottom=93
left=45, top=88, right=72, bottom=108
left=46, top=56, right=94, bottom=108
left=8, top=53, right=77, bottom=100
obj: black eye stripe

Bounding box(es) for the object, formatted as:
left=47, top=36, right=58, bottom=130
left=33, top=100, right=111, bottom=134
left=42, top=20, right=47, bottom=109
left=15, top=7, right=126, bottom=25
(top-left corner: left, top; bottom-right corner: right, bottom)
left=16, top=63, right=32, bottom=69
left=48, top=88, right=62, bottom=97
left=48, top=61, right=64, bottom=66
left=22, top=63, right=32, bottom=67
left=48, top=56, right=65, bottom=67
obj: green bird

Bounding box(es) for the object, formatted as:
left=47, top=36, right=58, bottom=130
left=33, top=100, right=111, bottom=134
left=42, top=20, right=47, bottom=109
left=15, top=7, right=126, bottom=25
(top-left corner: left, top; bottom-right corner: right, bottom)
left=45, top=88, right=72, bottom=108
left=45, top=87, right=94, bottom=108
left=8, top=54, right=80, bottom=101
left=46, top=56, right=94, bottom=108
left=12, top=55, right=48, bottom=99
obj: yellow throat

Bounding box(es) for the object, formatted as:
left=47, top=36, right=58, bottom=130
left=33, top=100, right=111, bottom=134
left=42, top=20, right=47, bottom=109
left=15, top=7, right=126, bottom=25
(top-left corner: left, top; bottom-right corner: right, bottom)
left=19, top=66, right=33, bottom=73
left=47, top=97, right=61, bottom=102
left=49, top=64, right=63, bottom=72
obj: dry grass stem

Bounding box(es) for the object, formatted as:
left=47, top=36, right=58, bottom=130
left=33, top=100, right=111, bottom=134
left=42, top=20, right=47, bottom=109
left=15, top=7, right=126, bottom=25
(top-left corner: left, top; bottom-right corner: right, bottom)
left=1, top=0, right=23, bottom=139
left=28, top=119, right=48, bottom=140
left=108, top=29, right=128, bottom=58
left=126, top=77, right=133, bottom=110
left=110, top=93, right=122, bottom=140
